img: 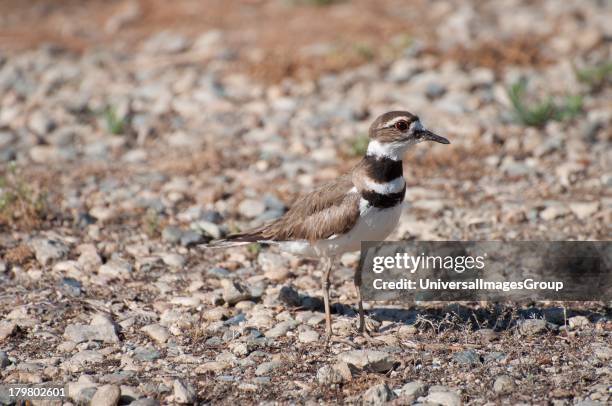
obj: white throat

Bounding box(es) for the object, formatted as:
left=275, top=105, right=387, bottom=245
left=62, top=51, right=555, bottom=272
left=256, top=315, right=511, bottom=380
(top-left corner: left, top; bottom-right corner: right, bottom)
left=366, top=139, right=409, bottom=161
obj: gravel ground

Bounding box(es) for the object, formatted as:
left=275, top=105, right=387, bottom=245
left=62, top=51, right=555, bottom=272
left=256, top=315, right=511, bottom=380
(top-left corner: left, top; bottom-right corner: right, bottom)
left=0, top=0, right=611, bottom=404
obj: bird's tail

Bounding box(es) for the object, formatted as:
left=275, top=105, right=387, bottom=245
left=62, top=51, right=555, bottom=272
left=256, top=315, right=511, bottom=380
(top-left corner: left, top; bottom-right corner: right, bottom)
left=205, top=227, right=273, bottom=249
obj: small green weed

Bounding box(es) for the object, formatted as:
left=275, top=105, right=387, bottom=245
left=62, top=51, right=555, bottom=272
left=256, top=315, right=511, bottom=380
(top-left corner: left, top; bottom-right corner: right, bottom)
left=103, top=106, right=126, bottom=135
left=507, top=79, right=583, bottom=127
left=144, top=208, right=161, bottom=237
left=575, top=61, right=612, bottom=89
left=247, top=243, right=262, bottom=255
left=354, top=43, right=375, bottom=61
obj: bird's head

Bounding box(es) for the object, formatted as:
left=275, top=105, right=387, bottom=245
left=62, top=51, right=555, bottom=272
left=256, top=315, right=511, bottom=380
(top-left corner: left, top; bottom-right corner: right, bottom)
left=367, top=110, right=450, bottom=160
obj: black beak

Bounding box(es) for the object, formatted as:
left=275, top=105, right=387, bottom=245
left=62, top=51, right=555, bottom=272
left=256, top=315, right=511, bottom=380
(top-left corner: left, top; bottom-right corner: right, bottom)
left=419, top=129, right=450, bottom=144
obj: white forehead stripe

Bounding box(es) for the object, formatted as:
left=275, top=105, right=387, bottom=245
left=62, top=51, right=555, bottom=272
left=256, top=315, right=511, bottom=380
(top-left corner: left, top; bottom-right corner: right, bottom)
left=384, top=116, right=412, bottom=127
left=364, top=177, right=405, bottom=194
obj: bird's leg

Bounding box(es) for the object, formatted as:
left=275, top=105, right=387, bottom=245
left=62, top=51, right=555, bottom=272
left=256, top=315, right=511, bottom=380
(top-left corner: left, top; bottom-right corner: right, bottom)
left=353, top=263, right=366, bottom=334
left=322, top=257, right=333, bottom=342
left=357, top=283, right=366, bottom=334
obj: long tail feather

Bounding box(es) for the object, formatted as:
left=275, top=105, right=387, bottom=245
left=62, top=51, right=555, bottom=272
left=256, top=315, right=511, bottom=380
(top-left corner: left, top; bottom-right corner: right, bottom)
left=205, top=228, right=273, bottom=249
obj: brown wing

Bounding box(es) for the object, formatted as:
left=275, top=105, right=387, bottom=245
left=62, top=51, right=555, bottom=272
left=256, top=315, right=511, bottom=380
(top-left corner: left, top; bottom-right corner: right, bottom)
left=226, top=175, right=360, bottom=243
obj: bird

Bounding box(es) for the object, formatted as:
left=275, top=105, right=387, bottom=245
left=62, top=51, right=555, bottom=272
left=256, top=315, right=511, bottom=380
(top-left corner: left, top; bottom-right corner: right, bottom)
left=210, top=110, right=449, bottom=341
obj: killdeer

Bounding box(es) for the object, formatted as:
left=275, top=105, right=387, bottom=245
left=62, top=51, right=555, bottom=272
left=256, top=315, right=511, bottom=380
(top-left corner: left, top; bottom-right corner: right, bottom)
left=212, top=111, right=449, bottom=340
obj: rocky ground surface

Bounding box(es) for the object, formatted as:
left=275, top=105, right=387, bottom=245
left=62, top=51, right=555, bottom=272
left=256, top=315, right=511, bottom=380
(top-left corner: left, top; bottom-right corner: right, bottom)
left=0, top=0, right=611, bottom=404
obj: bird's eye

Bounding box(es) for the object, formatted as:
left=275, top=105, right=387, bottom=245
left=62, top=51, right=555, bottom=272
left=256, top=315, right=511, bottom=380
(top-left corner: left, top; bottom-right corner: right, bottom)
left=394, top=120, right=408, bottom=131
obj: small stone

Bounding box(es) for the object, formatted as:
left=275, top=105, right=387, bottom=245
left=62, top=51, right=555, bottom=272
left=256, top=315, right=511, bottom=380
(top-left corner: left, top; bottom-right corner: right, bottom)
left=493, top=375, right=515, bottom=394
left=64, top=323, right=119, bottom=344
left=298, top=329, right=320, bottom=343
left=223, top=313, right=246, bottom=326
left=98, top=258, right=132, bottom=278
left=591, top=344, right=611, bottom=361
left=337, top=350, right=395, bottom=373
left=426, top=82, right=446, bottom=98
left=69, top=350, right=105, bottom=368
left=91, top=384, right=121, bottom=406
left=518, top=319, right=548, bottom=335
left=170, top=296, right=200, bottom=307
left=77, top=244, right=102, bottom=272
left=173, top=379, right=197, bottom=404
left=60, top=277, right=83, bottom=296
left=259, top=251, right=291, bottom=281
left=362, top=383, right=394, bottom=405
left=425, top=390, right=462, bottom=406
left=180, top=231, right=204, bottom=247
left=89, top=206, right=117, bottom=222
left=388, top=59, right=419, bottom=82
left=265, top=320, right=298, bottom=338
left=196, top=361, right=232, bottom=373
left=57, top=341, right=76, bottom=352
left=207, top=267, right=230, bottom=279
left=143, top=31, right=189, bottom=54
left=255, top=360, right=283, bottom=376
left=568, top=316, right=590, bottom=329
left=191, top=221, right=221, bottom=239
left=134, top=346, right=161, bottom=362
left=202, top=307, right=230, bottom=322
left=230, top=342, right=251, bottom=356
left=221, top=280, right=252, bottom=305
left=540, top=204, right=570, bottom=221
left=0, top=351, right=9, bottom=368
left=161, top=253, right=185, bottom=268
left=453, top=350, right=481, bottom=365
left=30, top=238, right=69, bottom=266
left=162, top=226, right=182, bottom=244
left=401, top=381, right=427, bottom=398
left=238, top=199, right=266, bottom=218
left=142, top=324, right=170, bottom=344
left=0, top=321, right=17, bottom=341
left=398, top=324, right=418, bottom=336
left=67, top=377, right=98, bottom=403
left=316, top=362, right=352, bottom=385
left=278, top=286, right=301, bottom=307
left=568, top=202, right=600, bottom=220
left=556, top=162, right=586, bottom=187
left=28, top=111, right=55, bottom=135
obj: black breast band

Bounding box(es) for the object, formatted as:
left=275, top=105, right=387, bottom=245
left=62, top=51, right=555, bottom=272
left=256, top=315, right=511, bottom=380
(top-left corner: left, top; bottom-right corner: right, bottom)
left=361, top=184, right=406, bottom=209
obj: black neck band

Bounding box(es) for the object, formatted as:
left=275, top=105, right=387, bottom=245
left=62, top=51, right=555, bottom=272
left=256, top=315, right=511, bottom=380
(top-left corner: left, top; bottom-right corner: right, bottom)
left=363, top=155, right=403, bottom=182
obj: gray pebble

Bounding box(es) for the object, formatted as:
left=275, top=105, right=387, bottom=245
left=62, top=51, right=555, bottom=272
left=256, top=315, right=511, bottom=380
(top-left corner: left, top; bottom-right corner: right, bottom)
left=362, top=383, right=395, bottom=405
left=30, top=238, right=69, bottom=266
left=172, top=379, right=197, bottom=403
left=337, top=350, right=395, bottom=373
left=518, top=319, right=549, bottom=335
left=162, top=226, right=183, bottom=244
left=238, top=199, right=266, bottom=218
left=493, top=375, right=515, bottom=394
left=453, top=350, right=481, bottom=365
left=90, top=384, right=121, bottom=406
left=255, top=360, right=283, bottom=376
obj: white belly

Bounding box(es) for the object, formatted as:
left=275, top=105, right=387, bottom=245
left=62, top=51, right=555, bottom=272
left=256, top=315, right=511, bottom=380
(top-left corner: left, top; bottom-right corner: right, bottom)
left=279, top=203, right=403, bottom=258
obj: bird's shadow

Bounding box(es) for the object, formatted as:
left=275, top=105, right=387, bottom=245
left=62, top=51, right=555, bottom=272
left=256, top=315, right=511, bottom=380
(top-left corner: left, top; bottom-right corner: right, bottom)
left=280, top=286, right=610, bottom=332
